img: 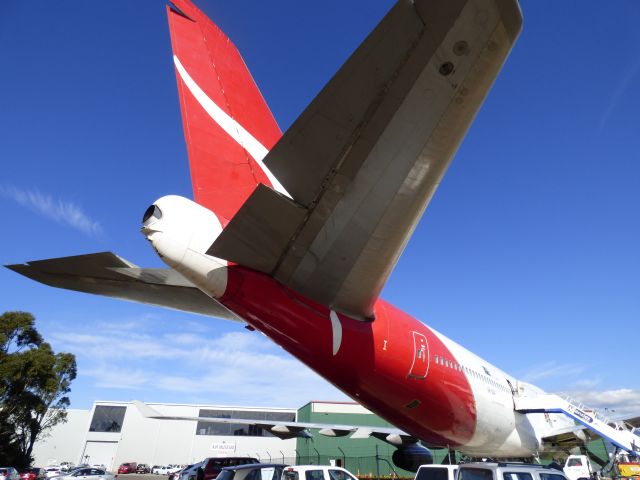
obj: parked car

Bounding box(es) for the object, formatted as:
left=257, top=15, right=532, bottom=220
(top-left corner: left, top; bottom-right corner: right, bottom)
left=179, top=463, right=202, bottom=480
left=19, top=468, right=46, bottom=480
left=59, top=464, right=75, bottom=473
left=200, top=457, right=258, bottom=480
left=53, top=468, right=115, bottom=480
left=167, top=466, right=184, bottom=476
left=151, top=467, right=163, bottom=475
left=414, top=464, right=458, bottom=480
left=0, top=468, right=20, bottom=480
left=170, top=465, right=193, bottom=480
left=218, top=464, right=285, bottom=480
left=45, top=468, right=61, bottom=479
left=458, top=462, right=569, bottom=480
left=136, top=465, right=150, bottom=475
left=117, top=464, right=137, bottom=475
left=282, top=466, right=357, bottom=480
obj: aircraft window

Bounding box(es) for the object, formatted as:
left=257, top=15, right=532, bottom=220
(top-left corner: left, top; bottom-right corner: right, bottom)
left=435, top=355, right=439, bottom=364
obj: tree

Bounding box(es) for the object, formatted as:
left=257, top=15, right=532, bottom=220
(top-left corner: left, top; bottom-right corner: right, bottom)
left=0, top=311, right=77, bottom=468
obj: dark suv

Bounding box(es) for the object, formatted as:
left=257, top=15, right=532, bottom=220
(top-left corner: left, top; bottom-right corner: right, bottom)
left=199, top=458, right=259, bottom=480
left=136, top=465, right=150, bottom=474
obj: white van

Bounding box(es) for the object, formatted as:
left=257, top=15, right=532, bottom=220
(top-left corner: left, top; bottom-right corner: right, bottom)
left=563, top=455, right=593, bottom=480
left=415, top=464, right=458, bottom=480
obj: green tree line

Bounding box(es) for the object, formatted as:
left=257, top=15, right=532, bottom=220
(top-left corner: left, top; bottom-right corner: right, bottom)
left=0, top=311, right=77, bottom=468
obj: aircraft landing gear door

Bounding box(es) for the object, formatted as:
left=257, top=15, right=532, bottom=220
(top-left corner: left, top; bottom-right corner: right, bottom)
left=408, top=331, right=429, bottom=379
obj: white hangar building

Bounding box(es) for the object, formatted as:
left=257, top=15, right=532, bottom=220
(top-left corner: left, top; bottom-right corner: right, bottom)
left=32, top=401, right=298, bottom=471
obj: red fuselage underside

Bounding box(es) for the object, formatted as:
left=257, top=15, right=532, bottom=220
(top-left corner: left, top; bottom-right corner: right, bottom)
left=220, top=265, right=477, bottom=446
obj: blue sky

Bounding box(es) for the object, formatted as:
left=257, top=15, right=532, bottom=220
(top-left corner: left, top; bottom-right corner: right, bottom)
left=1, top=1, right=639, bottom=416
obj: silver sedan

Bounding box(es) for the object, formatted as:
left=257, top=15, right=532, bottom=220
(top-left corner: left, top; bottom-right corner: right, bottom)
left=53, top=469, right=114, bottom=480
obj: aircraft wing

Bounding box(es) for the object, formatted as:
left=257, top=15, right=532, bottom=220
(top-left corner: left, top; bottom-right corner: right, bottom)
left=6, top=252, right=241, bottom=321
left=133, top=400, right=420, bottom=445
left=209, top=0, right=523, bottom=318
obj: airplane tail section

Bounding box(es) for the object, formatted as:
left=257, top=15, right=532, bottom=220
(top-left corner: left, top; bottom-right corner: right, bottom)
left=167, top=0, right=285, bottom=225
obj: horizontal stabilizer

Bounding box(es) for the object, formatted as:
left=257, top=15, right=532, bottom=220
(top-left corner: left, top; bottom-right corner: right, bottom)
left=6, top=252, right=240, bottom=321
left=212, top=0, right=523, bottom=318
left=208, top=184, right=306, bottom=273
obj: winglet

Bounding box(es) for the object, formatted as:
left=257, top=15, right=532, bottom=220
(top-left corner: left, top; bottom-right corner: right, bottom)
left=132, top=400, right=164, bottom=418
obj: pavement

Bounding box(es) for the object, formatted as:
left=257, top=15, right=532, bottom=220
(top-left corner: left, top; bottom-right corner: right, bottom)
left=117, top=475, right=167, bottom=480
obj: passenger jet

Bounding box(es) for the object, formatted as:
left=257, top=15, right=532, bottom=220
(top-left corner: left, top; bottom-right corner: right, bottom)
left=8, top=0, right=626, bottom=471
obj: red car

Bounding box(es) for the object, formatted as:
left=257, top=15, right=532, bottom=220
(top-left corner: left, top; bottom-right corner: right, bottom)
left=19, top=469, right=45, bottom=480
left=117, top=464, right=137, bottom=474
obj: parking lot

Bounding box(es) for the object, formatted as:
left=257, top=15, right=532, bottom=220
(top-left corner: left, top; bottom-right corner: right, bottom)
left=119, top=475, right=167, bottom=480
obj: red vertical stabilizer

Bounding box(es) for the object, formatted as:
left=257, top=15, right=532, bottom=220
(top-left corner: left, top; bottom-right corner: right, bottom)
left=167, top=0, right=284, bottom=225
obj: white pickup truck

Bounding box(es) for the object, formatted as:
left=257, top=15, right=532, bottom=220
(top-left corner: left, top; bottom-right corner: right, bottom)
left=563, top=455, right=594, bottom=480
left=456, top=462, right=568, bottom=480
left=282, top=466, right=358, bottom=480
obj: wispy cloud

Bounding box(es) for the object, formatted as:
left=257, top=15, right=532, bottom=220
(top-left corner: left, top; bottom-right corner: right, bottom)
left=0, top=184, right=102, bottom=236
left=51, top=320, right=348, bottom=407
left=521, top=361, right=586, bottom=382
left=598, top=59, right=640, bottom=133
left=572, top=376, right=602, bottom=389
left=561, top=389, right=640, bottom=417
